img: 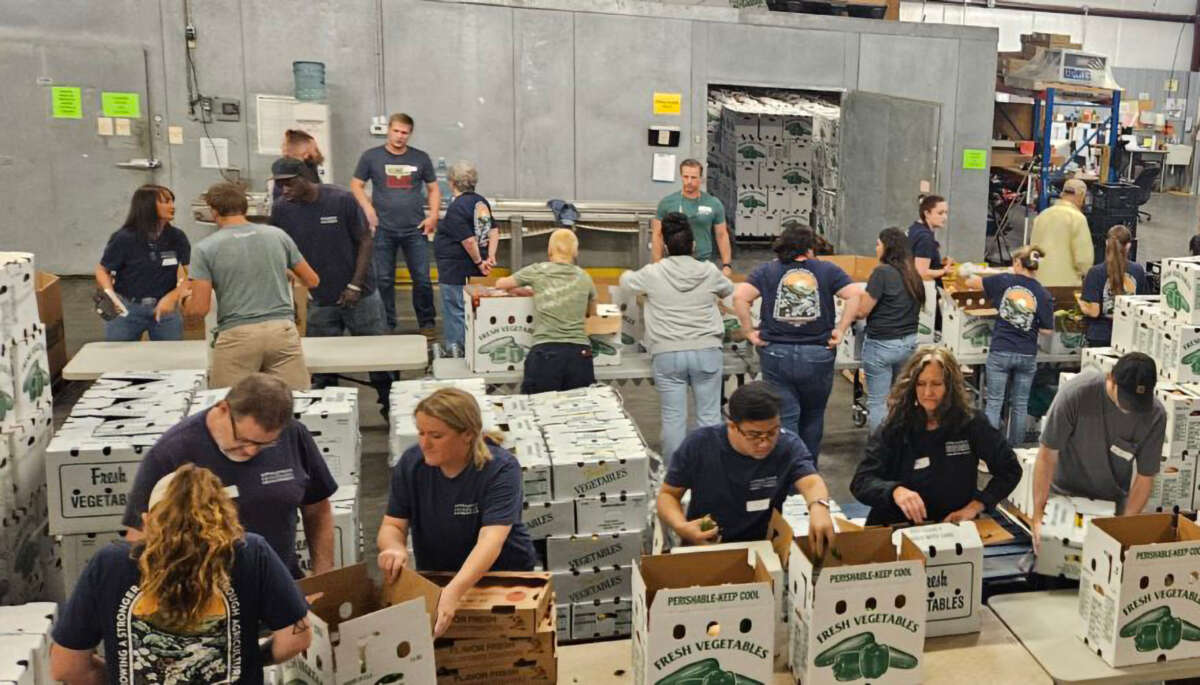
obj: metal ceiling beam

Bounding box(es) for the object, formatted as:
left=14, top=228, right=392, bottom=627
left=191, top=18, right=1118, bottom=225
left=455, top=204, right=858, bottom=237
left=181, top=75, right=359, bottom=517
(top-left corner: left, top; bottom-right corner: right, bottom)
left=921, top=0, right=1196, bottom=23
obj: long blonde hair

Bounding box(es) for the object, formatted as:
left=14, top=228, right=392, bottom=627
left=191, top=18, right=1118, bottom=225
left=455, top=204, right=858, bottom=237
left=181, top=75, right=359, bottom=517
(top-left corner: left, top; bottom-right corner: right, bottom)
left=137, top=464, right=243, bottom=632
left=414, top=388, right=503, bottom=469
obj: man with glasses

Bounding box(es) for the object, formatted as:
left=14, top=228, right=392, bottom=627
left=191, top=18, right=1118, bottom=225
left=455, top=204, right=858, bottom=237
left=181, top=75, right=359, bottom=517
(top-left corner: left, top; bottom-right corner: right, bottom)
left=656, top=381, right=835, bottom=553
left=121, top=373, right=338, bottom=578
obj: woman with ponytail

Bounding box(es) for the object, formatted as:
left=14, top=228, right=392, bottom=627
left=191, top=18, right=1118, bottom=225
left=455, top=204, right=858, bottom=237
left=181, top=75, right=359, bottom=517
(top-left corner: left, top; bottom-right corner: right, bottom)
left=963, top=246, right=1055, bottom=445
left=1081, top=225, right=1147, bottom=347
left=859, top=227, right=925, bottom=431
left=51, top=464, right=311, bottom=684
left=908, top=194, right=955, bottom=283
left=378, top=387, right=536, bottom=637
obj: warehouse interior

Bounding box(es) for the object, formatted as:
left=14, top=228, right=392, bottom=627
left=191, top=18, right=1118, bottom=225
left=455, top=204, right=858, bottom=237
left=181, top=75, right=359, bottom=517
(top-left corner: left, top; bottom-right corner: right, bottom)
left=7, top=0, right=1200, bottom=683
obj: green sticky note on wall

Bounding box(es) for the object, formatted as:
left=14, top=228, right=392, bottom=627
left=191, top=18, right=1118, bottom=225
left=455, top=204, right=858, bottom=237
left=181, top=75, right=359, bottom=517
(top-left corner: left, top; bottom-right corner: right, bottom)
left=962, top=148, right=988, bottom=170
left=51, top=87, right=82, bottom=119
left=101, top=92, right=141, bottom=118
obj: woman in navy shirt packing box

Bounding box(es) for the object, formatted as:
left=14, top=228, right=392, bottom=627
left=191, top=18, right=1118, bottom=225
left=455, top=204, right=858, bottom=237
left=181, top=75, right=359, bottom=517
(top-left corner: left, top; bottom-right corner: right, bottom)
left=1080, top=225, right=1147, bottom=348
left=378, top=387, right=536, bottom=637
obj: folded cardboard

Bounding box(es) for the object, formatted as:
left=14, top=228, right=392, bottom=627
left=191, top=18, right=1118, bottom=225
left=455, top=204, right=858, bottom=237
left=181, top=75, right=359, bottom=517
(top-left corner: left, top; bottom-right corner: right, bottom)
left=632, top=549, right=775, bottom=685
left=894, top=522, right=983, bottom=637
left=1078, top=514, right=1200, bottom=667
left=434, top=608, right=554, bottom=670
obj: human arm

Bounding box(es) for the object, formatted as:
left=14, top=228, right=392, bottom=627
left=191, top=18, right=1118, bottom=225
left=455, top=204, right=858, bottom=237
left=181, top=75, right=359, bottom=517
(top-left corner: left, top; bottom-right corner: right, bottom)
left=155, top=264, right=190, bottom=321
left=350, top=153, right=380, bottom=231
left=1080, top=268, right=1102, bottom=318
left=376, top=515, right=411, bottom=582
left=1079, top=301, right=1100, bottom=318
left=50, top=645, right=105, bottom=684
left=93, top=263, right=128, bottom=315
left=733, top=282, right=764, bottom=347
left=339, top=202, right=374, bottom=305
left=657, top=483, right=720, bottom=545
left=290, top=259, right=320, bottom=289
left=714, top=222, right=732, bottom=275
left=1030, top=444, right=1058, bottom=554
left=434, top=525, right=509, bottom=636
left=483, top=227, right=499, bottom=267
left=619, top=267, right=647, bottom=295
left=849, top=430, right=925, bottom=522
left=49, top=550, right=110, bottom=683
left=1124, top=475, right=1154, bottom=516
left=1123, top=413, right=1165, bottom=515
left=914, top=256, right=947, bottom=280
left=949, top=417, right=1022, bottom=522
left=300, top=499, right=335, bottom=575
left=830, top=283, right=862, bottom=348
left=422, top=179, right=441, bottom=236
left=794, top=474, right=834, bottom=557
left=265, top=616, right=313, bottom=665
left=460, top=236, right=486, bottom=267
left=494, top=276, right=518, bottom=290
left=651, top=218, right=664, bottom=262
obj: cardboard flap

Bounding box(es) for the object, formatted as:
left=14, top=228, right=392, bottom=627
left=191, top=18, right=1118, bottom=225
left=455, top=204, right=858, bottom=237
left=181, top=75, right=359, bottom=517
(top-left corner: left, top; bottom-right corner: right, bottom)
left=383, top=567, right=443, bottom=634
left=797, top=526, right=899, bottom=568
left=297, top=563, right=381, bottom=632
left=1092, top=514, right=1179, bottom=550
left=639, top=549, right=763, bottom=610
left=767, top=510, right=794, bottom=565
left=422, top=571, right=550, bottom=618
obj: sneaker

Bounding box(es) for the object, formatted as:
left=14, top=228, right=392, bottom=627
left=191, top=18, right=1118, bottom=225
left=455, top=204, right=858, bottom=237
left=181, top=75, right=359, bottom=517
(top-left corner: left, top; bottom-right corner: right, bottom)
left=449, top=343, right=464, bottom=358
left=418, top=327, right=437, bottom=342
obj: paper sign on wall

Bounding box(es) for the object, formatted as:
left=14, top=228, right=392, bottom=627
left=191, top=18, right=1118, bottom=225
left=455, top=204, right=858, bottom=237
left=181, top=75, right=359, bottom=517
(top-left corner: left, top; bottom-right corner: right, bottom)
left=653, top=92, right=682, bottom=115
left=200, top=137, right=229, bottom=169
left=51, top=87, right=82, bottom=119
left=652, top=153, right=677, bottom=182
left=101, top=92, right=141, bottom=118
left=962, top=148, right=988, bottom=170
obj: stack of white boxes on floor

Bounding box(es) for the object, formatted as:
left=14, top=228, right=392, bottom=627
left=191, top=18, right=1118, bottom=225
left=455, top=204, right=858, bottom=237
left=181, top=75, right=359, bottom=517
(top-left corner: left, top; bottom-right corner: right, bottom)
left=45, top=370, right=205, bottom=598
left=191, top=386, right=363, bottom=571
left=706, top=89, right=840, bottom=239
left=0, top=602, right=56, bottom=685
left=388, top=378, right=490, bottom=465
left=534, top=386, right=649, bottom=643
left=0, top=253, right=54, bottom=606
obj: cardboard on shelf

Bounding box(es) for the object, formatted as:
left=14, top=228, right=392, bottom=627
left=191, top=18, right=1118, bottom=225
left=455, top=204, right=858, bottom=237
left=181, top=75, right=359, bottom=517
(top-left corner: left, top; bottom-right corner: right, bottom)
left=632, top=549, right=775, bottom=685
left=894, top=522, right=984, bottom=637
left=1078, top=514, right=1200, bottom=667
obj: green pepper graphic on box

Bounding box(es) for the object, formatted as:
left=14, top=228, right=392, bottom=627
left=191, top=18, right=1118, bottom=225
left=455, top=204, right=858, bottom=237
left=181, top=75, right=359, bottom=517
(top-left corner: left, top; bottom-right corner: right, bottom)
left=477, top=336, right=527, bottom=364
left=1163, top=280, right=1191, bottom=313
left=0, top=390, right=12, bottom=421
left=814, top=632, right=919, bottom=682
left=1121, top=607, right=1200, bottom=652
left=656, top=658, right=762, bottom=685
left=23, top=360, right=48, bottom=402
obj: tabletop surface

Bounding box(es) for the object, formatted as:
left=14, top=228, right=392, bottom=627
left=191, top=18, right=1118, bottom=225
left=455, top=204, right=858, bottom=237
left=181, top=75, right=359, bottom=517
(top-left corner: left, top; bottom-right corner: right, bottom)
left=432, top=350, right=755, bottom=383
left=63, top=335, right=429, bottom=380
left=990, top=589, right=1200, bottom=684
left=557, top=606, right=1049, bottom=684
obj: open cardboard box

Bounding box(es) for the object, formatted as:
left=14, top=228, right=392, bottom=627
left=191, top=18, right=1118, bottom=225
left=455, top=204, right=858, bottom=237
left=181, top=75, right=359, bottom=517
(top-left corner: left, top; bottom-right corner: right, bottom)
left=434, top=604, right=555, bottom=670
left=818, top=255, right=878, bottom=283
left=422, top=571, right=553, bottom=639
left=633, top=548, right=776, bottom=685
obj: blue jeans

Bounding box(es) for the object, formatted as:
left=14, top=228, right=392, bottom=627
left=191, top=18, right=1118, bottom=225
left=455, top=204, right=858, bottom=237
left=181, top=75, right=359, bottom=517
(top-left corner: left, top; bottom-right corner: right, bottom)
left=440, top=283, right=465, bottom=349
left=985, top=349, right=1038, bottom=446
left=373, top=224, right=435, bottom=330
left=758, top=342, right=836, bottom=463
left=652, top=347, right=724, bottom=465
left=861, top=333, right=918, bottom=433
left=306, top=291, right=393, bottom=408
left=104, top=297, right=182, bottom=341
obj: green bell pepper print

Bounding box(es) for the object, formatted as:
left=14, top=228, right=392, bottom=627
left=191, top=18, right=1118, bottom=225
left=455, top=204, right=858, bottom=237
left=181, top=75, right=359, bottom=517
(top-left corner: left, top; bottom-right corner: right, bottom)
left=1121, top=606, right=1171, bottom=637
left=655, top=659, right=762, bottom=685
left=1158, top=616, right=1183, bottom=650
left=814, top=632, right=876, bottom=667
left=1163, top=281, right=1190, bottom=313
left=831, top=651, right=862, bottom=682
left=886, top=644, right=920, bottom=670
left=859, top=642, right=891, bottom=679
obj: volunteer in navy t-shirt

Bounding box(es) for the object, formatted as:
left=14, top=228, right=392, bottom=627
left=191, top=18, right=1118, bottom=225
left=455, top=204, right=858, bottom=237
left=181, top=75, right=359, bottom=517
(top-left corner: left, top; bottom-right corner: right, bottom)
left=434, top=191, right=494, bottom=286
left=1081, top=262, right=1147, bottom=347
left=52, top=535, right=308, bottom=685
left=386, top=442, right=536, bottom=571
left=982, top=272, right=1054, bottom=356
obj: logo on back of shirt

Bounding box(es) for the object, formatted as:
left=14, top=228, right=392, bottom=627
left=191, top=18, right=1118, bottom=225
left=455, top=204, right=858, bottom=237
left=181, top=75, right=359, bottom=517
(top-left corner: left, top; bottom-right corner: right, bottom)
left=774, top=267, right=821, bottom=325
left=116, top=584, right=242, bottom=684
left=999, top=285, right=1037, bottom=332
left=1102, top=274, right=1137, bottom=317
left=453, top=503, right=479, bottom=516
left=384, top=164, right=417, bottom=190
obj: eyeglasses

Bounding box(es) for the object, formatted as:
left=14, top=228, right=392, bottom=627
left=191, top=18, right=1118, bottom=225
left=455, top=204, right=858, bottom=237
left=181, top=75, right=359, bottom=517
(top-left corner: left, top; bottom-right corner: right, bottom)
left=733, top=423, right=781, bottom=443
left=228, top=409, right=278, bottom=450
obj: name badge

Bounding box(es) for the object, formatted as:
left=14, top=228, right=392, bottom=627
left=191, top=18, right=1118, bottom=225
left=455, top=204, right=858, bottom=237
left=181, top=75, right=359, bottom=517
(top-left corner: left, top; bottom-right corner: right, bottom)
left=746, top=498, right=770, bottom=512
left=161, top=250, right=178, bottom=266
left=914, top=457, right=931, bottom=470
left=224, top=485, right=239, bottom=499
left=698, top=206, right=713, bottom=215
left=1111, top=444, right=1135, bottom=462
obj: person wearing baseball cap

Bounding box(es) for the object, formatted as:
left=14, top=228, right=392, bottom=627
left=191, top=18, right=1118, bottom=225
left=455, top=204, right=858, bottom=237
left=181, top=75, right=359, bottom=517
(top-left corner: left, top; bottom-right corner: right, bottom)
left=1030, top=352, right=1166, bottom=555
left=1029, top=177, right=1093, bottom=287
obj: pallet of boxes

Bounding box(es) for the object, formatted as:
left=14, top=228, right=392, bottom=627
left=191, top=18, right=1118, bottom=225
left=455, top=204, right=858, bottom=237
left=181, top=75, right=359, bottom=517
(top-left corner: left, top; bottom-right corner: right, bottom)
left=0, top=602, right=57, bottom=685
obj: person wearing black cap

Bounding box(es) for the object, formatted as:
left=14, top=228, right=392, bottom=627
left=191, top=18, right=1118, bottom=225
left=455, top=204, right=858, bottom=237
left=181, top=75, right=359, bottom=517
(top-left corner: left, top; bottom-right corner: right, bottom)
left=270, top=157, right=393, bottom=414
left=1030, top=352, right=1166, bottom=551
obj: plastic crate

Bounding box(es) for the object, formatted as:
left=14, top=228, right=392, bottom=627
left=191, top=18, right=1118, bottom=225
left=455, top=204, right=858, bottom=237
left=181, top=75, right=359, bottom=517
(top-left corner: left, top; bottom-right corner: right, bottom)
left=1090, top=182, right=1141, bottom=213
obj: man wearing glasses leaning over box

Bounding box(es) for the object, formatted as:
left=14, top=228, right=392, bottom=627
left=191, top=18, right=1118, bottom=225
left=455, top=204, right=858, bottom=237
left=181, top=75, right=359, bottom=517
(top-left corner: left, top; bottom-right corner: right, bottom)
left=122, top=373, right=339, bottom=578
left=656, top=381, right=835, bottom=554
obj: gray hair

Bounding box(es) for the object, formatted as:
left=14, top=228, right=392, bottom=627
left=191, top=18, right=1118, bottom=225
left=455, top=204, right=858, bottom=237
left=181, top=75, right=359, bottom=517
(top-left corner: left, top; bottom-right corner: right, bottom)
left=448, top=160, right=478, bottom=193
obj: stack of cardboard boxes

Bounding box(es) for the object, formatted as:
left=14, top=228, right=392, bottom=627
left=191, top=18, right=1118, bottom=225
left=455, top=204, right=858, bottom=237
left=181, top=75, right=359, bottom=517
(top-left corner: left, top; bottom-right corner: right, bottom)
left=706, top=89, right=840, bottom=240
left=389, top=378, right=490, bottom=464
left=996, top=32, right=1081, bottom=79
left=0, top=602, right=56, bottom=685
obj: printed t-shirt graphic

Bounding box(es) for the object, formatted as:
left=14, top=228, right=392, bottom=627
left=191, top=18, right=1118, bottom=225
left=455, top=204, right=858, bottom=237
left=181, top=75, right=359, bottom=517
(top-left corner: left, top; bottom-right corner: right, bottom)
left=384, top=164, right=418, bottom=190
left=474, top=201, right=493, bottom=248
left=774, top=267, right=821, bottom=325
left=118, top=586, right=240, bottom=684
left=1102, top=274, right=1137, bottom=317
left=999, top=285, right=1037, bottom=332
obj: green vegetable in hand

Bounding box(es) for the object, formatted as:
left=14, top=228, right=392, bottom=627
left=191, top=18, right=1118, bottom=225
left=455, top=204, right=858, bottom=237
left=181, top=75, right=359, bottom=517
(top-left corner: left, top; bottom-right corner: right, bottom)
left=859, top=642, right=891, bottom=679
left=699, top=515, right=717, bottom=532
left=814, top=632, right=875, bottom=667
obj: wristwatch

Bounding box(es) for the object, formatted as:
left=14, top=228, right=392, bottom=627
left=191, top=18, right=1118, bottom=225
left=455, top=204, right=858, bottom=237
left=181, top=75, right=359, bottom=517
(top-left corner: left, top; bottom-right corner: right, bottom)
left=722, top=263, right=733, bottom=270
left=810, top=498, right=832, bottom=511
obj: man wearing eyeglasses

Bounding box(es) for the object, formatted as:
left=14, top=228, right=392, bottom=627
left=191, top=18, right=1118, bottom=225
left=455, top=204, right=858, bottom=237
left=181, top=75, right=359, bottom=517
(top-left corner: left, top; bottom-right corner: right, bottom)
left=656, top=381, right=835, bottom=554
left=121, top=373, right=339, bottom=578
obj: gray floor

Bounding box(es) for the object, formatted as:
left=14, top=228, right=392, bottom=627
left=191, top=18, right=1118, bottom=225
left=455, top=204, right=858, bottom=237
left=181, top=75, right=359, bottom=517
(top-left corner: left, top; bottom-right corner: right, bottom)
left=51, top=191, right=1200, bottom=559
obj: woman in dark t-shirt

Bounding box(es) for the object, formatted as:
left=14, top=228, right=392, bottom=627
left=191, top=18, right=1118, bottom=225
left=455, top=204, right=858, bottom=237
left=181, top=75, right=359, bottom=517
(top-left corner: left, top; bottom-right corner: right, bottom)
left=1081, top=225, right=1147, bottom=347
left=858, top=227, right=925, bottom=432
left=908, top=194, right=955, bottom=284
left=433, top=161, right=497, bottom=355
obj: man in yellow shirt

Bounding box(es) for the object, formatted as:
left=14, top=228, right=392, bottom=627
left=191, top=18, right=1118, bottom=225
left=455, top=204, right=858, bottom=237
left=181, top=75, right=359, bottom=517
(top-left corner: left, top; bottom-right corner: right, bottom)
left=1030, top=178, right=1093, bottom=287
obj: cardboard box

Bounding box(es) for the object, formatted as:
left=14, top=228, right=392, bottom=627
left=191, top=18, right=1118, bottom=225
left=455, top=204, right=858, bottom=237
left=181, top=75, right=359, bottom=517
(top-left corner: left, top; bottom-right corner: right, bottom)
left=11, top=324, right=51, bottom=422
left=788, top=527, right=927, bottom=685
left=553, top=565, right=632, bottom=605
left=575, top=491, right=648, bottom=534
left=608, top=284, right=645, bottom=349
left=435, top=656, right=556, bottom=684
left=894, top=523, right=983, bottom=637
left=0, top=253, right=40, bottom=335
left=551, top=451, right=649, bottom=499
left=1143, top=454, right=1197, bottom=514
left=0, top=636, right=39, bottom=685
left=295, top=492, right=359, bottom=573
left=1078, top=514, right=1200, bottom=667
left=45, top=439, right=148, bottom=535
left=0, top=602, right=56, bottom=685
left=1081, top=346, right=1121, bottom=375
left=523, top=499, right=576, bottom=539
left=571, top=597, right=632, bottom=640
left=1161, top=257, right=1200, bottom=325
left=547, top=531, right=642, bottom=571
left=434, top=607, right=554, bottom=670
left=34, top=271, right=65, bottom=381
left=1161, top=322, right=1200, bottom=383
left=55, top=530, right=126, bottom=597
left=422, top=572, right=552, bottom=639
left=587, top=303, right=622, bottom=368
left=940, top=289, right=994, bottom=362
left=1157, top=383, right=1200, bottom=457
left=1111, top=295, right=1159, bottom=354
left=556, top=604, right=571, bottom=643
left=1035, top=495, right=1116, bottom=579
left=632, top=549, right=775, bottom=685
left=295, top=564, right=438, bottom=684
left=465, top=288, right=535, bottom=373
left=819, top=255, right=878, bottom=283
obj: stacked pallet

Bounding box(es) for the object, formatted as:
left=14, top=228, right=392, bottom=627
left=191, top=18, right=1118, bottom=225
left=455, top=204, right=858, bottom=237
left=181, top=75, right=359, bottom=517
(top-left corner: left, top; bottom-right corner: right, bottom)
left=997, top=32, right=1081, bottom=79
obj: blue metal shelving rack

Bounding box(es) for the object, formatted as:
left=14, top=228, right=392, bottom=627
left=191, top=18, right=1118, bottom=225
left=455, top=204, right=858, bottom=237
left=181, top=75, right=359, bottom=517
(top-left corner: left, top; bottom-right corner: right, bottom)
left=1028, top=85, right=1122, bottom=210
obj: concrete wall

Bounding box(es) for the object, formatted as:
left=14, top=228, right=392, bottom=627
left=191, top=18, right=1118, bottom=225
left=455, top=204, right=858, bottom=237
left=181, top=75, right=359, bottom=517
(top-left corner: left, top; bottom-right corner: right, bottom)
left=0, top=0, right=997, bottom=273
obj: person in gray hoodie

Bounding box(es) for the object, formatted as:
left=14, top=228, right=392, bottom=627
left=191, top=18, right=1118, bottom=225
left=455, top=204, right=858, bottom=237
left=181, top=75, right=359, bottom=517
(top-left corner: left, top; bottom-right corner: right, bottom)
left=620, top=212, right=734, bottom=463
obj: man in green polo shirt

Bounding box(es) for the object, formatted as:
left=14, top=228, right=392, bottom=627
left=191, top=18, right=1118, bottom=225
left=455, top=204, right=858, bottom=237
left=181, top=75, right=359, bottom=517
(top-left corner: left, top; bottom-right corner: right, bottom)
left=652, top=159, right=732, bottom=276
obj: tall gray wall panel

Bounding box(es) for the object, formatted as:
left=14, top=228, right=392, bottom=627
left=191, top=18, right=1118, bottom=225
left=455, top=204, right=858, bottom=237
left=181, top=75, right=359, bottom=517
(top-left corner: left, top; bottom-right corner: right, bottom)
left=0, top=0, right=998, bottom=273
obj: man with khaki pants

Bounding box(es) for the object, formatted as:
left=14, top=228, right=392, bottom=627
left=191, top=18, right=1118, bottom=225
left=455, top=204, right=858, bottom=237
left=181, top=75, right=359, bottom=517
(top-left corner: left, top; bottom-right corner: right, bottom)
left=185, top=182, right=320, bottom=389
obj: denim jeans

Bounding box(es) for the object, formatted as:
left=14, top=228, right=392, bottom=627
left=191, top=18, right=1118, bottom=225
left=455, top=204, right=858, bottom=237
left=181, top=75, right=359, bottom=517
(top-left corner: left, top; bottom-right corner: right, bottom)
left=373, top=224, right=435, bottom=330
left=652, top=347, right=724, bottom=465
left=104, top=297, right=182, bottom=341
left=306, top=291, right=393, bottom=409
left=861, top=333, right=918, bottom=433
left=758, top=342, right=836, bottom=463
left=521, top=343, right=595, bottom=395
left=985, top=349, right=1038, bottom=446
left=440, top=283, right=465, bottom=349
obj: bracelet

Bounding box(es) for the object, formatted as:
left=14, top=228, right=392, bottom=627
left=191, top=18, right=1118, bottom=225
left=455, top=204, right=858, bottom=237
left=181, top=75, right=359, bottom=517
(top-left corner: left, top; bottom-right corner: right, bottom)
left=722, top=263, right=732, bottom=270
left=346, top=284, right=362, bottom=292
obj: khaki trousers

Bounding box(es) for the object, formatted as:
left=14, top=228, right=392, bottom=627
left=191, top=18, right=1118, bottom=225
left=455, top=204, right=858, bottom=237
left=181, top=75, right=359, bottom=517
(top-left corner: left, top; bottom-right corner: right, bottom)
left=210, top=319, right=309, bottom=390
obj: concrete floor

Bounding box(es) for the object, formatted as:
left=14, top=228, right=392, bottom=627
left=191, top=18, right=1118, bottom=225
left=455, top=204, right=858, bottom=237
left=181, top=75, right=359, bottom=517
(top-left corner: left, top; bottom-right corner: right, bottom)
left=50, top=190, right=1200, bottom=560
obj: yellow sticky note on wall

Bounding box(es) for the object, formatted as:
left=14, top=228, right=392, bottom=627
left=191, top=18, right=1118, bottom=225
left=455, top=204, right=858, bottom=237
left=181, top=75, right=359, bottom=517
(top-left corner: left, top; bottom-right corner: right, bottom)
left=653, top=92, right=682, bottom=115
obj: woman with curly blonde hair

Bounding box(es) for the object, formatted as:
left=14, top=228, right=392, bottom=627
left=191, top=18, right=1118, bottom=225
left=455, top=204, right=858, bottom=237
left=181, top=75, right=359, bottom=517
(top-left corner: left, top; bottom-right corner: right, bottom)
left=51, top=464, right=311, bottom=685
left=851, top=346, right=1022, bottom=526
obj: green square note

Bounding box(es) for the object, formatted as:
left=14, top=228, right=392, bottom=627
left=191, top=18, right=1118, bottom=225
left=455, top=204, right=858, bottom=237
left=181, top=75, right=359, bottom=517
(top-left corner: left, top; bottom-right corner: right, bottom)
left=51, top=87, right=82, bottom=119
left=962, top=148, right=988, bottom=170
left=101, top=92, right=141, bottom=118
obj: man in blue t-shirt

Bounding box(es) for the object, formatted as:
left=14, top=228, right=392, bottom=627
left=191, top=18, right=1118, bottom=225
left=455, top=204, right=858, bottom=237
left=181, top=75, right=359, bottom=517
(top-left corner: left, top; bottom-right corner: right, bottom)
left=350, top=112, right=440, bottom=335
left=271, top=157, right=392, bottom=415
left=657, top=381, right=834, bottom=554
left=121, top=374, right=339, bottom=578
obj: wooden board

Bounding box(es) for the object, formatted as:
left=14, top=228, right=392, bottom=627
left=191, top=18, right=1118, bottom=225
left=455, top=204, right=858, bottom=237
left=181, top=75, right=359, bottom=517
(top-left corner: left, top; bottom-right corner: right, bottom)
left=975, top=516, right=1016, bottom=547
